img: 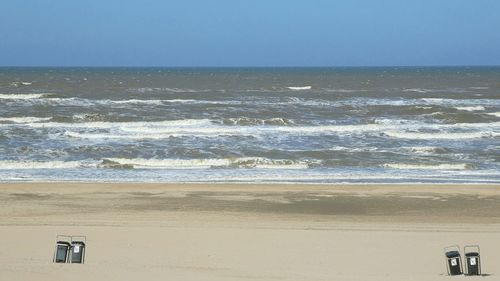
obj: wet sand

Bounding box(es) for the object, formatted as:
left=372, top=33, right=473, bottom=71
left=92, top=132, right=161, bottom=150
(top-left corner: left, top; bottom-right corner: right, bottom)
left=0, top=183, right=499, bottom=280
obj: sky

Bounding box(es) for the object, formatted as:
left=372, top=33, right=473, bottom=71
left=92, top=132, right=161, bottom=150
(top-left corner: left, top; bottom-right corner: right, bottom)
left=1, top=0, right=499, bottom=67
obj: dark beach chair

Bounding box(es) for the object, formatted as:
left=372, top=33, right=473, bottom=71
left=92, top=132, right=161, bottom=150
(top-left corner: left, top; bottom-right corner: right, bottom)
left=444, top=245, right=463, bottom=275
left=70, top=239, right=86, bottom=264
left=53, top=236, right=72, bottom=263
left=464, top=245, right=481, bottom=276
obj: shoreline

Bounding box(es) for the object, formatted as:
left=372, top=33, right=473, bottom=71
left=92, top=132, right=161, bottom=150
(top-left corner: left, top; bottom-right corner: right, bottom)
left=2, top=180, right=500, bottom=185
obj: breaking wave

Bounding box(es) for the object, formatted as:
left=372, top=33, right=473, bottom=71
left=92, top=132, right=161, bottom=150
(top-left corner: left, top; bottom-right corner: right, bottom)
left=454, top=106, right=485, bottom=111
left=0, top=160, right=90, bottom=169
left=102, top=157, right=311, bottom=169
left=383, top=163, right=473, bottom=170
left=404, top=146, right=450, bottom=154
left=287, top=86, right=312, bottom=90
left=0, top=93, right=49, bottom=100
left=384, top=131, right=498, bottom=140
left=0, top=158, right=313, bottom=170
left=2, top=94, right=500, bottom=111
left=3, top=118, right=499, bottom=141
left=0, top=117, right=52, bottom=123
left=221, top=117, right=295, bottom=126
left=402, top=88, right=470, bottom=94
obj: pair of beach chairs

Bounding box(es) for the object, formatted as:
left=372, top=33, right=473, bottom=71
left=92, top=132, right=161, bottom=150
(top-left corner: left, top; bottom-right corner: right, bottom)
left=53, top=235, right=86, bottom=264
left=444, top=245, right=481, bottom=276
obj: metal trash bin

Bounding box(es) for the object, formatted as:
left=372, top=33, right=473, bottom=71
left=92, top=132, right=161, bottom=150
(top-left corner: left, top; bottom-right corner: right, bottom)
left=444, top=245, right=463, bottom=276
left=70, top=241, right=86, bottom=264
left=464, top=245, right=481, bottom=276
left=53, top=240, right=71, bottom=263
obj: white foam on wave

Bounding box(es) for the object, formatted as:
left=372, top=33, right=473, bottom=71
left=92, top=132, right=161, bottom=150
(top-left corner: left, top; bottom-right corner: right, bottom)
left=383, top=163, right=471, bottom=170
left=454, top=106, right=485, bottom=111
left=9, top=81, right=33, bottom=87
left=419, top=98, right=445, bottom=103
left=487, top=112, right=500, bottom=117
left=105, top=158, right=231, bottom=169
left=405, top=146, right=441, bottom=154
left=403, top=88, right=469, bottom=94
left=222, top=117, right=294, bottom=126
left=373, top=118, right=423, bottom=125
left=111, top=99, right=164, bottom=105
left=4, top=117, right=499, bottom=141
left=103, top=157, right=311, bottom=169
left=11, top=118, right=367, bottom=131
left=385, top=131, right=498, bottom=140
left=133, top=87, right=214, bottom=93
left=403, top=88, right=432, bottom=93
left=287, top=86, right=312, bottom=90
left=0, top=93, right=47, bottom=100
left=110, top=99, right=198, bottom=105
left=0, top=160, right=91, bottom=169
left=22, top=119, right=214, bottom=130
left=336, top=97, right=500, bottom=108
left=0, top=117, right=52, bottom=123
left=164, top=99, right=198, bottom=103
left=3, top=93, right=499, bottom=110
left=6, top=96, right=239, bottom=107
left=52, top=98, right=199, bottom=106
left=329, top=146, right=379, bottom=152
left=419, top=98, right=499, bottom=106
left=322, top=88, right=367, bottom=93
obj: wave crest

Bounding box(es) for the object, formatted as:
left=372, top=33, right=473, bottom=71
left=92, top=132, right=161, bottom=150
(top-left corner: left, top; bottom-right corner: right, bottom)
left=102, top=157, right=311, bottom=169
left=383, top=163, right=473, bottom=170
left=0, top=93, right=49, bottom=100
left=221, top=117, right=294, bottom=126
left=0, top=117, right=52, bottom=123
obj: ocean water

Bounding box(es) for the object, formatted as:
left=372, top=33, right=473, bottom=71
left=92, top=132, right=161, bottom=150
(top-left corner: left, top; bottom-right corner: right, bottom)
left=0, top=67, right=499, bottom=183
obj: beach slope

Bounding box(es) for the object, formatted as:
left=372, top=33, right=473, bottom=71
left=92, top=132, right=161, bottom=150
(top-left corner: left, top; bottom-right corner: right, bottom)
left=0, top=183, right=499, bottom=281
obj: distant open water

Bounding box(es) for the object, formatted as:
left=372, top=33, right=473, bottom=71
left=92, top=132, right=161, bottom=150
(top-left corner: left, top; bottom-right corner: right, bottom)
left=0, top=67, right=499, bottom=183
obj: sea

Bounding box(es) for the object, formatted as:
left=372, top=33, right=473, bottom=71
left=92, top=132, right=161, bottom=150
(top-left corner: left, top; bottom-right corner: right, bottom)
left=0, top=67, right=499, bottom=183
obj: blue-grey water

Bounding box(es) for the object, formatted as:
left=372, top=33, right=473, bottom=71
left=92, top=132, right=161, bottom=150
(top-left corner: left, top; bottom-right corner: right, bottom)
left=0, top=67, right=499, bottom=183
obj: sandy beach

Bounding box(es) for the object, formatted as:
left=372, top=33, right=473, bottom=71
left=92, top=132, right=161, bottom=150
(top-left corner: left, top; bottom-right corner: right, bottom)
left=0, top=183, right=499, bottom=280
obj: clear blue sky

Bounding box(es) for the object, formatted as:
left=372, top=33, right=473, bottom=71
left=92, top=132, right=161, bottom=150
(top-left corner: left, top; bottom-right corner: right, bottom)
left=1, top=0, right=499, bottom=67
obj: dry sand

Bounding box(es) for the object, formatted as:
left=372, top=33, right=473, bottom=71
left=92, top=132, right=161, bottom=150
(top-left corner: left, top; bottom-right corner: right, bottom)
left=0, top=183, right=499, bottom=280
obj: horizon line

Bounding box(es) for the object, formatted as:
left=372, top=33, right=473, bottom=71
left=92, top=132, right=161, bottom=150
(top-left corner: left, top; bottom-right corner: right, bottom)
left=1, top=64, right=500, bottom=69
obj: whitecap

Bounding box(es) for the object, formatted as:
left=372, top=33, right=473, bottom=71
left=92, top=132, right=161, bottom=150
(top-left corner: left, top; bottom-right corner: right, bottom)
left=454, top=106, right=485, bottom=111
left=322, top=88, right=366, bottom=93
left=0, top=93, right=47, bottom=100
left=403, top=146, right=449, bottom=154
left=0, top=117, right=52, bottom=123
left=102, top=157, right=312, bottom=169
left=133, top=87, right=214, bottom=93
left=163, top=99, right=198, bottom=103
left=403, top=88, right=432, bottom=93
left=7, top=118, right=499, bottom=141
left=329, top=146, right=379, bottom=152
left=287, top=86, right=312, bottom=90
left=222, top=117, right=294, bottom=126
left=110, top=99, right=164, bottom=105
left=486, top=112, right=500, bottom=117
left=403, top=88, right=469, bottom=94
left=385, top=131, right=497, bottom=140
left=110, top=99, right=198, bottom=105
left=383, top=163, right=472, bottom=170
left=0, top=160, right=92, bottom=169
